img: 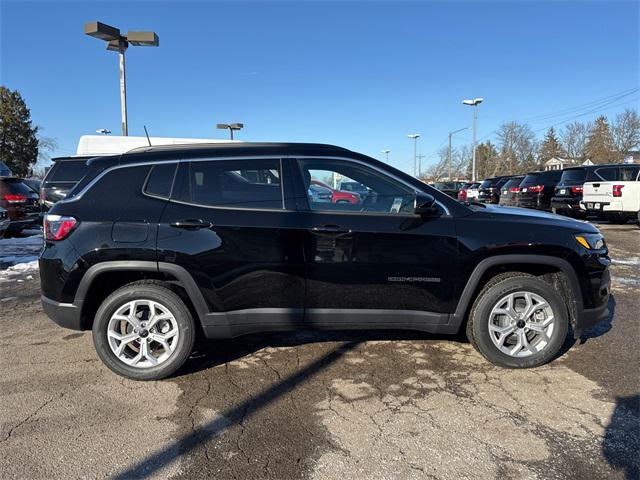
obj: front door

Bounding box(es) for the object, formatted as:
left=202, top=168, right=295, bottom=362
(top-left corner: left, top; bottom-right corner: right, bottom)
left=294, top=158, right=459, bottom=331
left=157, top=157, right=306, bottom=336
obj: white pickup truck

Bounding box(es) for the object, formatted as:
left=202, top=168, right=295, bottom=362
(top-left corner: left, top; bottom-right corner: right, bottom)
left=581, top=164, right=640, bottom=223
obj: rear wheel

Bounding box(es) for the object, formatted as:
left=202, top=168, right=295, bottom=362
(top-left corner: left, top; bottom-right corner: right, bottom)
left=92, top=281, right=196, bottom=380
left=467, top=274, right=568, bottom=368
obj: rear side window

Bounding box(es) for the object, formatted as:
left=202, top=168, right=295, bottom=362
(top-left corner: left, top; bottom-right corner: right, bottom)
left=144, top=163, right=177, bottom=198
left=173, top=159, right=283, bottom=209
left=595, top=166, right=640, bottom=181
left=48, top=160, right=89, bottom=182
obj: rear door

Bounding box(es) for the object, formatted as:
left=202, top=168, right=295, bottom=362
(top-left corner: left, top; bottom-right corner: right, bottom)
left=157, top=157, right=305, bottom=331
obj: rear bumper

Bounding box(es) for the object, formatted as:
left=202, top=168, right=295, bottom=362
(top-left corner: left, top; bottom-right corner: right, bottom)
left=41, top=295, right=84, bottom=330
left=551, top=197, right=581, bottom=210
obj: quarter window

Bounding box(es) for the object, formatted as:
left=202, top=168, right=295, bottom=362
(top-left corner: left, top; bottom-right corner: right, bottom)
left=144, top=163, right=177, bottom=198
left=298, top=159, right=415, bottom=214
left=173, top=159, right=283, bottom=209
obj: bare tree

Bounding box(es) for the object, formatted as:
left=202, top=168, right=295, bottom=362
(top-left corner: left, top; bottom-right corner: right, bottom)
left=560, top=121, right=590, bottom=161
left=496, top=122, right=537, bottom=174
left=611, top=109, right=640, bottom=155
left=32, top=134, right=58, bottom=177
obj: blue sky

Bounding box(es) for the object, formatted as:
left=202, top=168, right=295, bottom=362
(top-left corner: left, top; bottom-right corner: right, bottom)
left=1, top=0, right=639, bottom=173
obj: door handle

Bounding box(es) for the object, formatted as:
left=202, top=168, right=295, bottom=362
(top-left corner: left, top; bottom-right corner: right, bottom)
left=170, top=219, right=212, bottom=230
left=310, top=225, right=352, bottom=234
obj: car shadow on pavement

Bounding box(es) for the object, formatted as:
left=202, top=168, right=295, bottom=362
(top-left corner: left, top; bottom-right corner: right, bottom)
left=179, top=329, right=465, bottom=377
left=603, top=394, right=640, bottom=480
left=113, top=340, right=360, bottom=479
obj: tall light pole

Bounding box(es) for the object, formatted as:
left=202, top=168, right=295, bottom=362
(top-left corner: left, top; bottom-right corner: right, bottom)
left=85, top=22, right=159, bottom=136
left=448, top=127, right=468, bottom=180
left=217, top=123, right=244, bottom=140
left=462, top=98, right=483, bottom=181
left=381, top=149, right=391, bottom=162
left=416, top=154, right=426, bottom=178
left=407, top=134, right=420, bottom=177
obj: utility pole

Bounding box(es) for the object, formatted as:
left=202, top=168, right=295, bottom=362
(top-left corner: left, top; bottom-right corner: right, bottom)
left=416, top=154, right=426, bottom=178
left=448, top=127, right=468, bottom=180
left=407, top=134, right=420, bottom=177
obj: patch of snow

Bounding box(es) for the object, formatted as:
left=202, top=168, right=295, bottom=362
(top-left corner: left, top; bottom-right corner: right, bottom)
left=611, top=276, right=640, bottom=286
left=0, top=260, right=39, bottom=283
left=611, top=257, right=640, bottom=266
left=0, top=233, right=43, bottom=268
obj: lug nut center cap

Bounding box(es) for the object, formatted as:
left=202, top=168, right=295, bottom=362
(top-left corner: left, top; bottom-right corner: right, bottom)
left=139, top=330, right=149, bottom=338
left=517, top=320, right=526, bottom=329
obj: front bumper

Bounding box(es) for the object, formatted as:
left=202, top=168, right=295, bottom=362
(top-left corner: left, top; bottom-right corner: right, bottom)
left=41, top=295, right=84, bottom=330
left=574, top=268, right=610, bottom=335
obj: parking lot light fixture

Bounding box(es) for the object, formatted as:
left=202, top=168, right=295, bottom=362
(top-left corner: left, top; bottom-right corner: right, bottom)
left=84, top=21, right=160, bottom=136
left=407, top=134, right=421, bottom=177
left=381, top=149, right=391, bottom=162
left=217, top=123, right=244, bottom=140
left=462, top=98, right=483, bottom=181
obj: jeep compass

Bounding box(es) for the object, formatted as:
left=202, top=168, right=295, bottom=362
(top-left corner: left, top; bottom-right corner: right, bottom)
left=40, top=143, right=610, bottom=380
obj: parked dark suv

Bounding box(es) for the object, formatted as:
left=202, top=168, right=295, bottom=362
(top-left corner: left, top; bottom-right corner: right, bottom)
left=0, top=177, right=40, bottom=233
left=40, top=156, right=92, bottom=210
left=498, top=175, right=525, bottom=207
left=516, top=170, right=563, bottom=210
left=40, top=143, right=610, bottom=380
left=478, top=176, right=511, bottom=204
left=550, top=166, right=601, bottom=217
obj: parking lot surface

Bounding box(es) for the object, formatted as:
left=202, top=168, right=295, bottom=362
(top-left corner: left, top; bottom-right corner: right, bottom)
left=1, top=223, right=638, bottom=479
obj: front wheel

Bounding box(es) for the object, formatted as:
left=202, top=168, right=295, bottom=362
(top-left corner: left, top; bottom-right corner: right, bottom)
left=467, top=274, right=568, bottom=368
left=92, top=281, right=196, bottom=380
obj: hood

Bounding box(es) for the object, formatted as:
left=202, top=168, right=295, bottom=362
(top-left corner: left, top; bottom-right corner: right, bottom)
left=473, top=204, right=599, bottom=233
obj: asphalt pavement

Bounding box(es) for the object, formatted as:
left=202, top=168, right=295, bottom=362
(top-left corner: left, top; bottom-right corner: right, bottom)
left=0, top=222, right=638, bottom=479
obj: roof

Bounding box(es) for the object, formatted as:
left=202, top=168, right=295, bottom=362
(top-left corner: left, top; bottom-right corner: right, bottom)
left=76, top=135, right=238, bottom=156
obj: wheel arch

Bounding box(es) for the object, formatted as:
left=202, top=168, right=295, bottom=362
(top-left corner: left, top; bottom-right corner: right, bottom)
left=452, top=255, right=583, bottom=330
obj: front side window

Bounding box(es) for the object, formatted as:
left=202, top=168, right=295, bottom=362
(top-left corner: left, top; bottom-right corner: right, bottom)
left=173, top=159, right=283, bottom=209
left=298, top=159, right=415, bottom=214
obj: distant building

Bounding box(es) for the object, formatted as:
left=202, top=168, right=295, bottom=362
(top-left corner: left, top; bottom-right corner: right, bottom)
left=544, top=157, right=574, bottom=171
left=623, top=151, right=640, bottom=163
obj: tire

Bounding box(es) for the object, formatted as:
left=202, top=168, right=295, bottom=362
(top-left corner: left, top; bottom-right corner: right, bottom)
left=605, top=212, right=629, bottom=224
left=92, top=281, right=196, bottom=380
left=466, top=273, right=569, bottom=368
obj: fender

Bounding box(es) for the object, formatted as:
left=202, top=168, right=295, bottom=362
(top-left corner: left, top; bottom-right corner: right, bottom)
left=74, top=261, right=210, bottom=324
left=450, top=254, right=584, bottom=325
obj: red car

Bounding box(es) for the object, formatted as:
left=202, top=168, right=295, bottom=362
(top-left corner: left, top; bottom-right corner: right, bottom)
left=311, top=180, right=360, bottom=204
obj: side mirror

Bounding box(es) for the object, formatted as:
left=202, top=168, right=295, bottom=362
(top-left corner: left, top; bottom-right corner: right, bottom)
left=414, top=192, right=438, bottom=216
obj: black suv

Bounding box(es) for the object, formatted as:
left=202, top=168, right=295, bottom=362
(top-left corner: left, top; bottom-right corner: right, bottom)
left=478, top=176, right=510, bottom=204
left=550, top=166, right=601, bottom=217
left=517, top=170, right=563, bottom=210
left=40, top=143, right=610, bottom=380
left=40, top=156, right=92, bottom=210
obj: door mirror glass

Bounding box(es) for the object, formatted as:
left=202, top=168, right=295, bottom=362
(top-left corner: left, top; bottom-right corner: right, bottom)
left=414, top=192, right=438, bottom=215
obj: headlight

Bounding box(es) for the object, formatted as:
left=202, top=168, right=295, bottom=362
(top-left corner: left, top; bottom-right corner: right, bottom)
left=575, top=233, right=605, bottom=250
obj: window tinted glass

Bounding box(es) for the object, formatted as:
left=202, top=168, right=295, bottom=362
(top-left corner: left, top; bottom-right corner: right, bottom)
left=174, top=159, right=282, bottom=209
left=595, top=166, right=640, bottom=181
left=49, top=160, right=89, bottom=182
left=560, top=169, right=586, bottom=182
left=2, top=179, right=35, bottom=195
left=520, top=174, right=543, bottom=186
left=502, top=177, right=524, bottom=189
left=299, top=159, right=415, bottom=214
left=479, top=179, right=494, bottom=189
left=144, top=163, right=176, bottom=198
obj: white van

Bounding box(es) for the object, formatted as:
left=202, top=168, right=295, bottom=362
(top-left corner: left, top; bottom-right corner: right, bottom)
left=76, top=135, right=238, bottom=156
left=581, top=164, right=640, bottom=223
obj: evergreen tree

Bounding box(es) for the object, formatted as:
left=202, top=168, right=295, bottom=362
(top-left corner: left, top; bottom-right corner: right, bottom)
left=0, top=86, right=39, bottom=177
left=538, top=127, right=565, bottom=162
left=584, top=116, right=616, bottom=164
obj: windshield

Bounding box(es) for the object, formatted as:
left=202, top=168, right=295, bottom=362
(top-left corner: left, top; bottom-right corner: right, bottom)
left=3, top=179, right=36, bottom=195
left=520, top=174, right=544, bottom=186
left=48, top=160, right=89, bottom=183
left=560, top=169, right=586, bottom=182
left=480, top=179, right=494, bottom=189
left=502, top=177, right=524, bottom=189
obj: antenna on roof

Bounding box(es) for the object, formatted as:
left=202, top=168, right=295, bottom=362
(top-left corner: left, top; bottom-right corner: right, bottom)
left=143, top=126, right=152, bottom=146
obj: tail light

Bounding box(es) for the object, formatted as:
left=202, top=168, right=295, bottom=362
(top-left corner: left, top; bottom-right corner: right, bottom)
left=3, top=194, right=27, bottom=203
left=528, top=185, right=544, bottom=193
left=509, top=187, right=521, bottom=193
left=44, top=214, right=77, bottom=241
left=458, top=189, right=467, bottom=201
left=570, top=186, right=583, bottom=194
left=613, top=185, right=624, bottom=197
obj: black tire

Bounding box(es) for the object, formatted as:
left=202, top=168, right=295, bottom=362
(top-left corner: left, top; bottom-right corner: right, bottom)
left=466, top=273, right=569, bottom=369
left=92, top=281, right=196, bottom=381
left=605, top=212, right=629, bottom=224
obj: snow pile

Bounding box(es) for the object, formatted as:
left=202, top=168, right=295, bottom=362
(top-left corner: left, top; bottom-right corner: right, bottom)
left=0, top=232, right=43, bottom=268
left=0, top=260, right=39, bottom=283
